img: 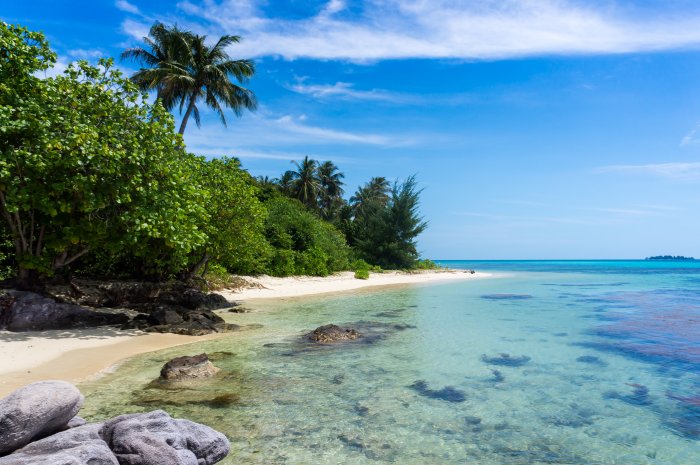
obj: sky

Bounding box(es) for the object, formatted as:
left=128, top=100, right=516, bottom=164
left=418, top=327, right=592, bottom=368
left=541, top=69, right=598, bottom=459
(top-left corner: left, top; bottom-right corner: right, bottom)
left=5, top=0, right=700, bottom=259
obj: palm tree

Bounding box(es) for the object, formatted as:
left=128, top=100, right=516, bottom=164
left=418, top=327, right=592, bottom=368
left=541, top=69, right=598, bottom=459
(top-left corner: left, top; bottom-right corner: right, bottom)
left=350, top=176, right=390, bottom=215
left=121, top=22, right=257, bottom=135
left=317, top=161, right=345, bottom=220
left=289, top=156, right=320, bottom=209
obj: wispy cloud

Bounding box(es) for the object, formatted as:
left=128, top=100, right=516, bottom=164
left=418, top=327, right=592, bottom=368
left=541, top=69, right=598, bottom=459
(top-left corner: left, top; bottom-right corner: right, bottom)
left=599, top=162, right=700, bottom=179
left=181, top=110, right=410, bottom=155
left=115, top=0, right=140, bottom=15
left=67, top=49, right=105, bottom=59
left=121, top=18, right=150, bottom=40
left=273, top=114, right=398, bottom=145
left=168, top=0, right=700, bottom=61
left=289, top=80, right=412, bottom=103
left=681, top=122, right=700, bottom=146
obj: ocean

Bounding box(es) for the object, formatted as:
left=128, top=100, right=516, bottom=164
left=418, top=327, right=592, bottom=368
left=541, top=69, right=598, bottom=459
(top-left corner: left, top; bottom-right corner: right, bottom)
left=80, top=260, right=700, bottom=464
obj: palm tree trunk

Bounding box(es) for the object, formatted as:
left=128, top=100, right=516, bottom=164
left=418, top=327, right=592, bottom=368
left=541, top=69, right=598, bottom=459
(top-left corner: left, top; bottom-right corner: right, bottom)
left=178, top=90, right=199, bottom=135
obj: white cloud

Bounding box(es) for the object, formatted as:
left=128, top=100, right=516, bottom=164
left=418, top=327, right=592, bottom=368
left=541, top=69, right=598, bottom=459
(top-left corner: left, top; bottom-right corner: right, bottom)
left=599, top=161, right=700, bottom=179
left=116, top=0, right=140, bottom=14
left=681, top=122, right=700, bottom=146
left=272, top=114, right=398, bottom=145
left=180, top=110, right=409, bottom=155
left=169, top=0, right=700, bottom=61
left=289, top=81, right=409, bottom=103
left=67, top=49, right=105, bottom=59
left=34, top=59, right=70, bottom=79
left=121, top=18, right=150, bottom=40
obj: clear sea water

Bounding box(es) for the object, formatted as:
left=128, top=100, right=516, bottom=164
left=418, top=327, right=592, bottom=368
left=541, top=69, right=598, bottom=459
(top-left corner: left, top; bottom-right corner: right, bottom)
left=79, top=260, right=700, bottom=464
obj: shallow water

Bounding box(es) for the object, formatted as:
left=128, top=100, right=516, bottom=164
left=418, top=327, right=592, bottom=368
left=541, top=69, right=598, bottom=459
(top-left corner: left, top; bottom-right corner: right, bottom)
left=80, top=261, right=700, bottom=464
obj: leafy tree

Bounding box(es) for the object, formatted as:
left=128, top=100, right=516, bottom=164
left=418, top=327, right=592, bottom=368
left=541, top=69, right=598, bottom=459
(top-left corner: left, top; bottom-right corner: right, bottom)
left=0, top=23, right=206, bottom=284
left=122, top=22, right=257, bottom=135
left=352, top=176, right=427, bottom=269
left=263, top=197, right=349, bottom=276
left=189, top=157, right=270, bottom=276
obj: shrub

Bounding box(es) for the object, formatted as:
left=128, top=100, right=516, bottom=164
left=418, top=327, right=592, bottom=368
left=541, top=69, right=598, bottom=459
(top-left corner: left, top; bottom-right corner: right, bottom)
left=354, top=269, right=370, bottom=280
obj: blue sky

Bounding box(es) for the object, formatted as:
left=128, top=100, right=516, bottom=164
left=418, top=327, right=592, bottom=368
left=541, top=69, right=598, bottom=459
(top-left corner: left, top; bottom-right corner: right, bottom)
left=6, top=0, right=700, bottom=259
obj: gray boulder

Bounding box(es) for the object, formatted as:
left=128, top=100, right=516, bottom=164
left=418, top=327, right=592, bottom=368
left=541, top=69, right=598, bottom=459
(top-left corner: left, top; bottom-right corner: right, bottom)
left=100, top=410, right=230, bottom=465
left=159, top=354, right=220, bottom=382
left=0, top=381, right=84, bottom=455
left=306, top=324, right=361, bottom=343
left=0, top=291, right=128, bottom=331
left=0, top=423, right=117, bottom=465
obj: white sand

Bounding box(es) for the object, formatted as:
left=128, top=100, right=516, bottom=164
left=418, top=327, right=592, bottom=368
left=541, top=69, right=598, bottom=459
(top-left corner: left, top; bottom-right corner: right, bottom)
left=0, top=329, right=222, bottom=396
left=0, top=269, right=489, bottom=396
left=221, top=269, right=489, bottom=301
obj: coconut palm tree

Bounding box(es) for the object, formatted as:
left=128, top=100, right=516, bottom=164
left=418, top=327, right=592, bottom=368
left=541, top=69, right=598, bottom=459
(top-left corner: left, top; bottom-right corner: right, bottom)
left=350, top=176, right=390, bottom=215
left=289, top=156, right=321, bottom=209
left=121, top=22, right=257, bottom=135
left=317, top=161, right=345, bottom=220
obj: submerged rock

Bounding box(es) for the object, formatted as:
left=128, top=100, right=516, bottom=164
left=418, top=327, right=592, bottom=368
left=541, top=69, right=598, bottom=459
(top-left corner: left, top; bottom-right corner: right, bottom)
left=100, top=410, right=230, bottom=465
left=481, top=353, right=531, bottom=367
left=159, top=354, right=220, bottom=381
left=409, top=380, right=466, bottom=403
left=480, top=294, right=533, bottom=300
left=0, top=423, right=116, bottom=465
left=603, top=383, right=652, bottom=406
left=0, top=291, right=128, bottom=332
left=0, top=381, right=84, bottom=455
left=576, top=355, right=607, bottom=366
left=306, top=324, right=361, bottom=343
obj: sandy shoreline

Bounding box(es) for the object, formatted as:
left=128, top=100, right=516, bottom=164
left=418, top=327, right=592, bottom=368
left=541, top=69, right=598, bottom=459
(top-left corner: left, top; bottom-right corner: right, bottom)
left=0, top=269, right=488, bottom=396
left=222, top=269, right=489, bottom=302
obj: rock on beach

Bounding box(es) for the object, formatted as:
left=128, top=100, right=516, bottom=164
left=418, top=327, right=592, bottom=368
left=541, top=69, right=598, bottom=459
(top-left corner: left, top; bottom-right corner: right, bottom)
left=0, top=381, right=84, bottom=455
left=0, top=381, right=231, bottom=465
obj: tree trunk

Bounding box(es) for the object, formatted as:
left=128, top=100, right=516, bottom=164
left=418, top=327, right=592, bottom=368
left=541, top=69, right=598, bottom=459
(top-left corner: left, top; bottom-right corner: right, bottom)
left=186, top=252, right=210, bottom=281
left=178, top=89, right=200, bottom=135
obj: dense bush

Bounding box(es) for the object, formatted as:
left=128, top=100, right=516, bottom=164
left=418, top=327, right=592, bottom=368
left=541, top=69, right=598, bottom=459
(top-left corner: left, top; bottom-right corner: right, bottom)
left=263, top=197, right=349, bottom=276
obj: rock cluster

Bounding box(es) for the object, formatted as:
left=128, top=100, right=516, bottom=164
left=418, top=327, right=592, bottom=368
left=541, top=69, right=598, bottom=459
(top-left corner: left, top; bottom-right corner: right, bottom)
left=0, top=280, right=236, bottom=335
left=0, top=291, right=128, bottom=331
left=0, top=381, right=230, bottom=465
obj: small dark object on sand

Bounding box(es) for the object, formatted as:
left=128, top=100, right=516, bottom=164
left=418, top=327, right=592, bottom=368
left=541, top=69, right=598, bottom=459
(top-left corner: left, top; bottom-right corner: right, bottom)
left=481, top=353, right=531, bottom=367
left=409, top=380, right=466, bottom=403
left=490, top=369, right=505, bottom=382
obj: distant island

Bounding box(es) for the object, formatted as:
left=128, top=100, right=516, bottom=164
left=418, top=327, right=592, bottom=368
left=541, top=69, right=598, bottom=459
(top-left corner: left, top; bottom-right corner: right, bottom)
left=645, top=255, right=696, bottom=261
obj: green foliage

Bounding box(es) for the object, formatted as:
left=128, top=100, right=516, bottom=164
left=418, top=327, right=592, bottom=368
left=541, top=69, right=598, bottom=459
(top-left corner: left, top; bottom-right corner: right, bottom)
left=351, top=176, right=428, bottom=269
left=202, top=263, right=233, bottom=290
left=189, top=157, right=270, bottom=276
left=350, top=259, right=371, bottom=271
left=354, top=269, right=370, bottom=280
left=263, top=197, right=349, bottom=276
left=0, top=23, right=206, bottom=282
left=415, top=259, right=443, bottom=270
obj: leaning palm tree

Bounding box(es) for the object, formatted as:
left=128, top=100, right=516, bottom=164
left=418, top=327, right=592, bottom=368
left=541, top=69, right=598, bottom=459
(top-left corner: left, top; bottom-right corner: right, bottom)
left=122, top=22, right=257, bottom=135
left=289, top=156, right=321, bottom=209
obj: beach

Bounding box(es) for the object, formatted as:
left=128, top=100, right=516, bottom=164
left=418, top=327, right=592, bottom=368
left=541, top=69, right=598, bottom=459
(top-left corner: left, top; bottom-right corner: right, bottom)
left=0, top=269, right=486, bottom=396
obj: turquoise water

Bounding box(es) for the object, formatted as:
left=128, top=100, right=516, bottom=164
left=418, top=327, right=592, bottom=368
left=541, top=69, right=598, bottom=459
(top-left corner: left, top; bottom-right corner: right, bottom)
left=80, top=261, right=700, bottom=464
